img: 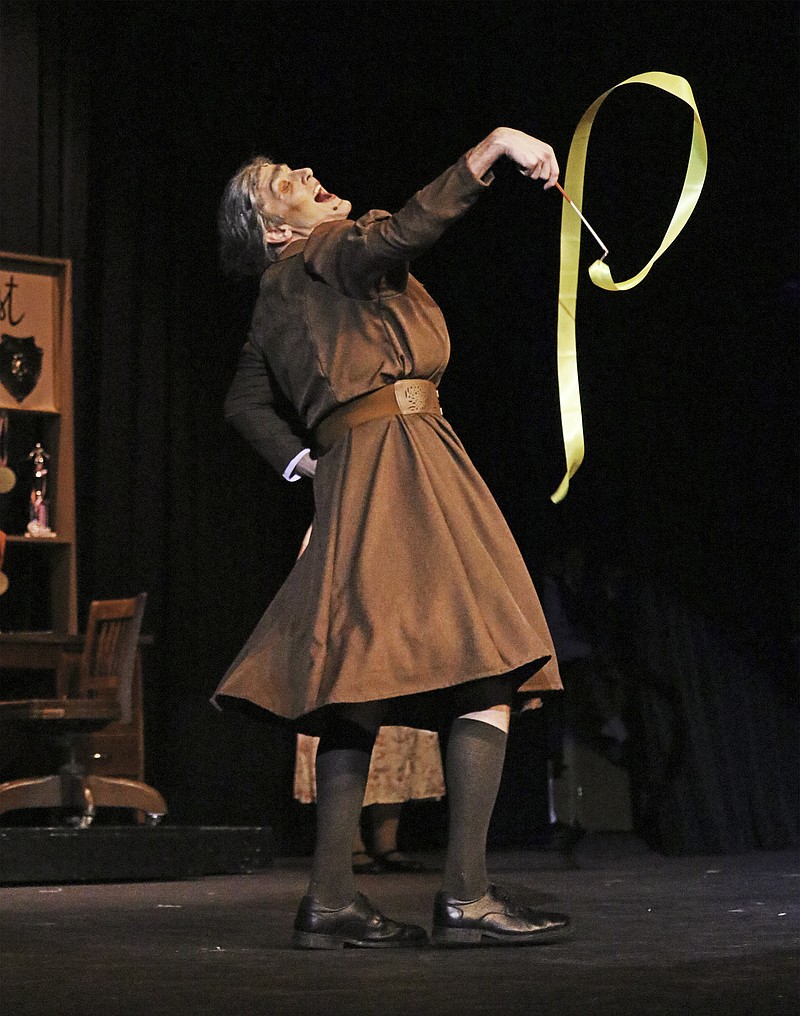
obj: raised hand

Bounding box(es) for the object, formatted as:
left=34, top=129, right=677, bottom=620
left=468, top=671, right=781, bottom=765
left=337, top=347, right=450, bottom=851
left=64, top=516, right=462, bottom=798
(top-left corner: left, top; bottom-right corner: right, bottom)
left=467, top=127, right=559, bottom=189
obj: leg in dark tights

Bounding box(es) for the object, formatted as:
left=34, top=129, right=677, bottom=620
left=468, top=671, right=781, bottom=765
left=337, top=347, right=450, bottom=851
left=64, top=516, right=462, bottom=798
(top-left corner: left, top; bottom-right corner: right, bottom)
left=441, top=716, right=509, bottom=901
left=308, top=703, right=383, bottom=909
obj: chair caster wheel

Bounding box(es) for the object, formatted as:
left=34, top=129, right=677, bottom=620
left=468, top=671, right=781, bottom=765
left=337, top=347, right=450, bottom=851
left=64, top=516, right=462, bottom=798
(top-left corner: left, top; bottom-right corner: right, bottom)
left=63, top=811, right=94, bottom=829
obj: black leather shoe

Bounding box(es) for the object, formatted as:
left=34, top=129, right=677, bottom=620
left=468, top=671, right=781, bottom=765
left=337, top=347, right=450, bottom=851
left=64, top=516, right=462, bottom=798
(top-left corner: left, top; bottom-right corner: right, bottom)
left=432, top=883, right=571, bottom=947
left=293, top=892, right=429, bottom=950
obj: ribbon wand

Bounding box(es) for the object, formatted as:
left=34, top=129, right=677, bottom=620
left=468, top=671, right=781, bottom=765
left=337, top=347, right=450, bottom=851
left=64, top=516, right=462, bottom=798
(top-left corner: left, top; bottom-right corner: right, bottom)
left=548, top=71, right=706, bottom=505
left=549, top=178, right=609, bottom=504
left=554, top=181, right=609, bottom=260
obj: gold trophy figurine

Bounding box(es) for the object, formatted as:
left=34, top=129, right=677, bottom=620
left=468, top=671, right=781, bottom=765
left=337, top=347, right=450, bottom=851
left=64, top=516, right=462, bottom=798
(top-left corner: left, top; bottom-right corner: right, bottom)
left=26, top=443, right=55, bottom=538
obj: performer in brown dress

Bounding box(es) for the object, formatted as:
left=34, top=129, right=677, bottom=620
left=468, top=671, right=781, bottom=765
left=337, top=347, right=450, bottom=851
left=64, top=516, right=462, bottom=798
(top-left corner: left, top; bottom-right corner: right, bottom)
left=215, top=127, right=571, bottom=948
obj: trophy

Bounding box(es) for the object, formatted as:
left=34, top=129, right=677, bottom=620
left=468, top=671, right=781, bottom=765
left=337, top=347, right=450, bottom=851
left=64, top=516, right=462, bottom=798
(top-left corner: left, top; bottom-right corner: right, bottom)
left=26, top=442, right=55, bottom=538
left=0, top=410, right=15, bottom=494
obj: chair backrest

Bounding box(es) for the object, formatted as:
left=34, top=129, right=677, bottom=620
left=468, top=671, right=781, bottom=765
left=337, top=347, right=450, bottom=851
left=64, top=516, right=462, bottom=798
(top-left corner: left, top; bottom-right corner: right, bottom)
left=79, top=593, right=147, bottom=724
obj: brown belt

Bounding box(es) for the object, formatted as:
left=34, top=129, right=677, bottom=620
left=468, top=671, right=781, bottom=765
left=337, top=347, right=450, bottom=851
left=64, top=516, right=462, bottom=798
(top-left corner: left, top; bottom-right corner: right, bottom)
left=314, top=379, right=441, bottom=455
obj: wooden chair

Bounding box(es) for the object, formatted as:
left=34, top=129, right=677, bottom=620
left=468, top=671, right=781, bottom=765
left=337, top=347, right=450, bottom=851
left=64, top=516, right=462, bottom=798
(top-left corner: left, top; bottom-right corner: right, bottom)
left=0, top=594, right=167, bottom=827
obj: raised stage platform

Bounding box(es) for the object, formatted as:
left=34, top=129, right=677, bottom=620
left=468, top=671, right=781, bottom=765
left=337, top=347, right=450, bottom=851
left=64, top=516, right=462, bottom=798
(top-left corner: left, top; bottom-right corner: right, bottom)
left=0, top=825, right=273, bottom=884
left=0, top=835, right=797, bottom=1016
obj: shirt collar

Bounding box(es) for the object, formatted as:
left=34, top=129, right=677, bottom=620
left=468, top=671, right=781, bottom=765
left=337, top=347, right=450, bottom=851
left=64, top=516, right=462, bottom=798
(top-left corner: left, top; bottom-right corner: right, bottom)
left=276, top=238, right=307, bottom=262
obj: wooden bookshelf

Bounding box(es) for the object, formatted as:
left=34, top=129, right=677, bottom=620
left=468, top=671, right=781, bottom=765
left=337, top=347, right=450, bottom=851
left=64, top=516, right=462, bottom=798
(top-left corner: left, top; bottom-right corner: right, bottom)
left=0, top=251, right=76, bottom=634
left=0, top=256, right=147, bottom=793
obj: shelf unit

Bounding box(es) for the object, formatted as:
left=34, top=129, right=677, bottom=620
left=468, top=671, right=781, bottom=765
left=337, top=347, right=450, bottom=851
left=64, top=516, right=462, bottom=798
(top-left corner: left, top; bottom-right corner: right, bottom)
left=0, top=252, right=147, bottom=798
left=0, top=251, right=76, bottom=634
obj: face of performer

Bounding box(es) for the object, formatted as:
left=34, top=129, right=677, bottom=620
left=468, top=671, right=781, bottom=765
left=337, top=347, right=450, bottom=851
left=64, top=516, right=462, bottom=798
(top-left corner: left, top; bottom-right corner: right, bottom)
left=258, top=163, right=352, bottom=244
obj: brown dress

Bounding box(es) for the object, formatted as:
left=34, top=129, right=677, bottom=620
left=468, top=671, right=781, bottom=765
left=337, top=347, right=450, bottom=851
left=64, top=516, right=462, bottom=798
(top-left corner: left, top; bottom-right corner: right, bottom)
left=213, top=154, right=561, bottom=733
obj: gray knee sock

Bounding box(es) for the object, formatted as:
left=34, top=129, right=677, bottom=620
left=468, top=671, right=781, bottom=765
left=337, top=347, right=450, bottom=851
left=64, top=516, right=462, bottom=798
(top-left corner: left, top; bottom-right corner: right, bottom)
left=308, top=716, right=376, bottom=908
left=442, top=717, right=508, bottom=901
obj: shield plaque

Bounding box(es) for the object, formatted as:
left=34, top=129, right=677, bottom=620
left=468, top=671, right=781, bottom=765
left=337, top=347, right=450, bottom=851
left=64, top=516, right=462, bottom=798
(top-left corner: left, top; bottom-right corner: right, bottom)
left=0, top=334, right=43, bottom=403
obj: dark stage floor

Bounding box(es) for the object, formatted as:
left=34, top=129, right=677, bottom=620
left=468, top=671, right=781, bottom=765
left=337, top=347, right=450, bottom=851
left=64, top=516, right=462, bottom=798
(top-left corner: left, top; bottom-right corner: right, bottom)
left=1, top=835, right=797, bottom=1016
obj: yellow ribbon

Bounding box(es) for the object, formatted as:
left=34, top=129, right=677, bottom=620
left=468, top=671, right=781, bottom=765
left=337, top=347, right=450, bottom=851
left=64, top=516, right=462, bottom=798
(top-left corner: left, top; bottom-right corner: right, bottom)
left=551, top=72, right=708, bottom=503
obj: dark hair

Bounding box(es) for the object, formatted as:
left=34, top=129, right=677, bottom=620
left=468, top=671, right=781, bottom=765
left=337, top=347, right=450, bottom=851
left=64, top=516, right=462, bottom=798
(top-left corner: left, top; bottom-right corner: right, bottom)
left=217, top=156, right=285, bottom=277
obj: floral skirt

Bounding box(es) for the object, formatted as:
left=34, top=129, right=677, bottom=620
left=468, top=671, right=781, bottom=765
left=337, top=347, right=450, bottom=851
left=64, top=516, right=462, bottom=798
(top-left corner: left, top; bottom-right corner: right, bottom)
left=294, top=725, right=445, bottom=806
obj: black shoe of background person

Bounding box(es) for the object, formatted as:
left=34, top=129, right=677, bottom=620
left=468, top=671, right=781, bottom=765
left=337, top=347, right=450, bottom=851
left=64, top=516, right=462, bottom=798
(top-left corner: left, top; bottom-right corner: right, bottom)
left=293, top=892, right=429, bottom=949
left=352, top=850, right=386, bottom=874
left=431, top=883, right=572, bottom=947
left=352, top=849, right=435, bottom=874
left=375, top=850, right=434, bottom=873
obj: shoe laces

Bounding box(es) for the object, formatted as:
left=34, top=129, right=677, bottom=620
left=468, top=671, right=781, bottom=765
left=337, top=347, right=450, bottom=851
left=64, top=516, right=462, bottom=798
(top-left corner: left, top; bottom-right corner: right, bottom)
left=491, top=883, right=527, bottom=917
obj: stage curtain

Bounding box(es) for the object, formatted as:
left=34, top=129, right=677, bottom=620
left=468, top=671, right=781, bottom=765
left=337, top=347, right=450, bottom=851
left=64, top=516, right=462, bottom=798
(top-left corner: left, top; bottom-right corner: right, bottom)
left=620, top=576, right=799, bottom=854
left=1, top=3, right=795, bottom=853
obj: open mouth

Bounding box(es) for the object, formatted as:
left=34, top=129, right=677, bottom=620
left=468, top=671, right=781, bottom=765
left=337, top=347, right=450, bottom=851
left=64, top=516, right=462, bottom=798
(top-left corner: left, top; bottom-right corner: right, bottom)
left=314, top=184, right=335, bottom=203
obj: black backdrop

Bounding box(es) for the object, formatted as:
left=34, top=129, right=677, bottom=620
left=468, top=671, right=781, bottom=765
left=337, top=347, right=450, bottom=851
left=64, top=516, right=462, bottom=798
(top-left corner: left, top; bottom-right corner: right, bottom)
left=0, top=0, right=797, bottom=852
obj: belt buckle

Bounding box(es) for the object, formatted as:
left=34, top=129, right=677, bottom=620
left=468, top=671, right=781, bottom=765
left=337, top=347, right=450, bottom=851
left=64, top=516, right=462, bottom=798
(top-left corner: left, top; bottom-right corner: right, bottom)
left=394, top=379, right=434, bottom=415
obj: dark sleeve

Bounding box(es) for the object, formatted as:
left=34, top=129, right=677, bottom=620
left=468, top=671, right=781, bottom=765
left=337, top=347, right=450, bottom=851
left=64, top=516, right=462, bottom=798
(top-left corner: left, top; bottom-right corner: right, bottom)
left=224, top=339, right=309, bottom=477
left=303, top=154, right=493, bottom=298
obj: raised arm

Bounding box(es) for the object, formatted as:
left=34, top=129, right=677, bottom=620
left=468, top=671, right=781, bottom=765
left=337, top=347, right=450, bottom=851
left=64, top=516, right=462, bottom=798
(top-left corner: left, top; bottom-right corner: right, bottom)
left=304, top=128, right=559, bottom=297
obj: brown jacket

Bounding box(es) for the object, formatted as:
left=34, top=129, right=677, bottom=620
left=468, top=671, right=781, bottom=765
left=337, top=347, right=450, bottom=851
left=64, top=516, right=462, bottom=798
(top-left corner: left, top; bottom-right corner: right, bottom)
left=224, top=155, right=491, bottom=474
